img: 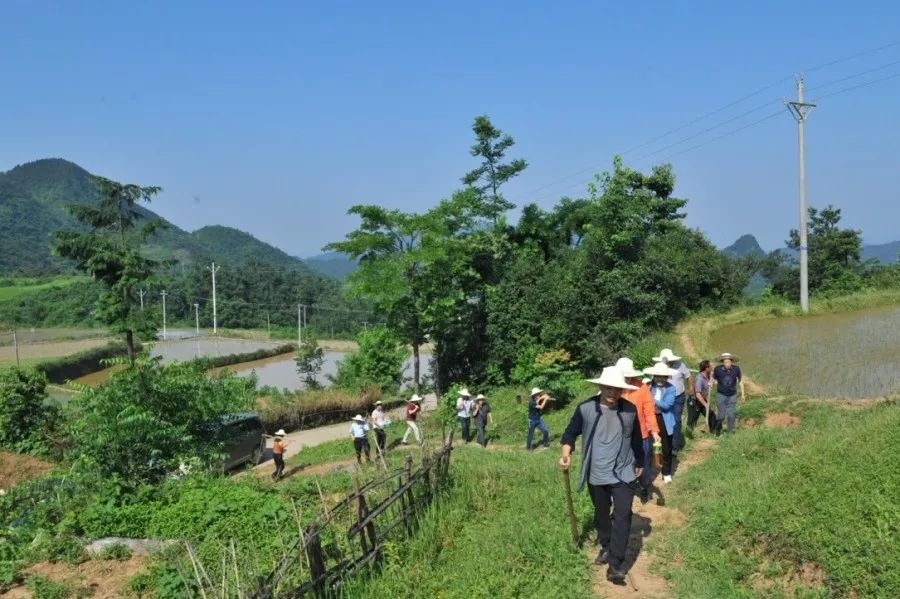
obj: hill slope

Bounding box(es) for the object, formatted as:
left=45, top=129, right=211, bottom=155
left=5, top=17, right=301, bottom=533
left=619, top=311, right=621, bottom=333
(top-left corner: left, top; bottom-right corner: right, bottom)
left=305, top=252, right=358, bottom=279
left=862, top=241, right=900, bottom=264
left=722, top=234, right=765, bottom=258
left=0, top=159, right=317, bottom=277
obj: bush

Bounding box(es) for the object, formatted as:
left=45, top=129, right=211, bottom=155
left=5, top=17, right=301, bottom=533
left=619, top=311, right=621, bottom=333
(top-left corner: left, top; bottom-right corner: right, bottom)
left=98, top=542, right=132, bottom=561
left=26, top=576, right=69, bottom=599
left=330, top=326, right=407, bottom=393
left=66, top=359, right=256, bottom=484
left=30, top=530, right=85, bottom=564
left=0, top=368, right=58, bottom=455
left=35, top=341, right=136, bottom=384
left=511, top=347, right=582, bottom=403
left=257, top=387, right=386, bottom=432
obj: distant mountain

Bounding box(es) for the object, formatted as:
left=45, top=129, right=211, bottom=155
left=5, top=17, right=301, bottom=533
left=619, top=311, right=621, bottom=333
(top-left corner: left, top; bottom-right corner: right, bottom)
left=862, top=241, right=900, bottom=264
left=305, top=252, right=358, bottom=279
left=723, top=234, right=765, bottom=258
left=0, top=158, right=318, bottom=277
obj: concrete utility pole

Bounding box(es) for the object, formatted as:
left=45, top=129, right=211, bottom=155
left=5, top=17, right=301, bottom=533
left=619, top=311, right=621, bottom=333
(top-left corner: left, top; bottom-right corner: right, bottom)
left=160, top=290, right=168, bottom=340
left=12, top=327, right=20, bottom=367
left=787, top=75, right=816, bottom=314
left=138, top=288, right=145, bottom=311
left=297, top=305, right=303, bottom=346
left=193, top=303, right=200, bottom=336
left=207, top=262, right=220, bottom=334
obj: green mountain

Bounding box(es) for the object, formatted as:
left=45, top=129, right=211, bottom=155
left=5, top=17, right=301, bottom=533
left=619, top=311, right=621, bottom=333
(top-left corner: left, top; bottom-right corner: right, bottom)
left=862, top=241, right=900, bottom=264
left=723, top=234, right=765, bottom=258
left=305, top=252, right=358, bottom=279
left=0, top=158, right=317, bottom=277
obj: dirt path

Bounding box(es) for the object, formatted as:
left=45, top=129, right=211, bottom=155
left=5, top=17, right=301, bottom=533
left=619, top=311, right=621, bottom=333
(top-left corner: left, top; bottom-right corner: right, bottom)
left=253, top=394, right=438, bottom=469
left=590, top=437, right=718, bottom=599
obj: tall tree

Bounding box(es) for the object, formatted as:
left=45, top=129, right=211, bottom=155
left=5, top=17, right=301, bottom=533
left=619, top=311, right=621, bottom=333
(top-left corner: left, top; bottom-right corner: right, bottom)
left=461, top=115, right=528, bottom=221
left=53, top=176, right=163, bottom=361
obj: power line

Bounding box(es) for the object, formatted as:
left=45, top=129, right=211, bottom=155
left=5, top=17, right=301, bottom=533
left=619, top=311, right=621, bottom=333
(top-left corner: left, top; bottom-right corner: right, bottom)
left=816, top=70, right=900, bottom=100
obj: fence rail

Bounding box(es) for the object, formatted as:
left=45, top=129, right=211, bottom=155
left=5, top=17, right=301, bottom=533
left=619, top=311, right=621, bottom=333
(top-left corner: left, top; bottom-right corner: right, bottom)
left=250, top=435, right=454, bottom=598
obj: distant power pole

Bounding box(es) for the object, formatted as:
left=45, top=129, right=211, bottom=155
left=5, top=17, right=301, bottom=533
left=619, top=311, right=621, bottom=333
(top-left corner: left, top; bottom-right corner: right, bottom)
left=160, top=290, right=168, bottom=340
left=787, top=75, right=816, bottom=314
left=266, top=311, right=271, bottom=338
left=297, top=304, right=303, bottom=346
left=193, top=303, right=200, bottom=336
left=12, top=327, right=20, bottom=367
left=138, top=288, right=145, bottom=311
left=207, top=262, right=220, bottom=334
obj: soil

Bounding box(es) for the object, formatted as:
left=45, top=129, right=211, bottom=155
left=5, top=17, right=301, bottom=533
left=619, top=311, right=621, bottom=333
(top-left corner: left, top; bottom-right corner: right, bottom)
left=589, top=437, right=718, bottom=598
left=2, top=556, right=147, bottom=598
left=0, top=451, right=53, bottom=491
left=764, top=412, right=801, bottom=428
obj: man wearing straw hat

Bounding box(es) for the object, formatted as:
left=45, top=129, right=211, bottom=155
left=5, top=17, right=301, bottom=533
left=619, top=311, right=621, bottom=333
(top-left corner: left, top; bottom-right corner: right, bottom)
left=526, top=387, right=551, bottom=451
left=652, top=348, right=692, bottom=452
left=402, top=394, right=424, bottom=445
left=350, top=415, right=372, bottom=464
left=473, top=393, right=492, bottom=448
left=559, top=367, right=643, bottom=584
left=456, top=388, right=474, bottom=443
left=713, top=353, right=744, bottom=434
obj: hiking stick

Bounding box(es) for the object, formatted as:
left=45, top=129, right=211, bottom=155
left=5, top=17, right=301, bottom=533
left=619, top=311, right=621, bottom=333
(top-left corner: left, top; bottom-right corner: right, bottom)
left=562, top=467, right=579, bottom=547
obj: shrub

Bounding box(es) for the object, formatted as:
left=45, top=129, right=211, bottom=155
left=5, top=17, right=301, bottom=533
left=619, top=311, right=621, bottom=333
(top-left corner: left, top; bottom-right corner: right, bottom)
left=0, top=368, right=56, bottom=454
left=26, top=576, right=69, bottom=599
left=30, top=531, right=85, bottom=564
left=330, top=326, right=407, bottom=393
left=257, top=387, right=386, bottom=432
left=98, top=542, right=132, bottom=561
left=511, top=347, right=582, bottom=403
left=294, top=335, right=324, bottom=389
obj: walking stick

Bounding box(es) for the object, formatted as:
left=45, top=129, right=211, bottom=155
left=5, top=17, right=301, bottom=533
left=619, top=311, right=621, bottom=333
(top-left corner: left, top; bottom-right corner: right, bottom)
left=562, top=467, right=579, bottom=547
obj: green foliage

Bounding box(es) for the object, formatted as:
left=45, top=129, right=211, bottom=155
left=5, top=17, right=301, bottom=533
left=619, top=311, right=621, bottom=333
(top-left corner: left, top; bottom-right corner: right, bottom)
left=34, top=340, right=134, bottom=384
left=511, top=347, right=582, bottom=403
left=0, top=368, right=57, bottom=454
left=97, top=542, right=132, bottom=561
left=330, top=326, right=407, bottom=393
left=26, top=576, right=70, bottom=599
left=0, top=278, right=101, bottom=328
left=258, top=386, right=385, bottom=432
left=294, top=334, right=324, bottom=389
left=66, top=359, right=255, bottom=483
left=660, top=402, right=900, bottom=598
left=30, top=530, right=86, bottom=564
left=461, top=115, right=528, bottom=221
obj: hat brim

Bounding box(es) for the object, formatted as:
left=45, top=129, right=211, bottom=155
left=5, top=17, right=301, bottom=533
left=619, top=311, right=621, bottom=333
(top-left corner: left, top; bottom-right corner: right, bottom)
left=643, top=366, right=678, bottom=377
left=585, top=377, right=638, bottom=390
left=716, top=354, right=739, bottom=362
left=620, top=368, right=643, bottom=379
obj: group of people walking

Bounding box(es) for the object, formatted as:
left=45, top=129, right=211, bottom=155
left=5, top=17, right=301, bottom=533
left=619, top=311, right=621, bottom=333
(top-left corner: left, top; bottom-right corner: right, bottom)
left=560, top=348, right=744, bottom=584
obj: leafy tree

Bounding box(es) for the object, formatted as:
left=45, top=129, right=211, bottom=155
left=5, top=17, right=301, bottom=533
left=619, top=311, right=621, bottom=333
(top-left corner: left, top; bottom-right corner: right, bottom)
left=330, top=326, right=408, bottom=393
left=52, top=177, right=163, bottom=361
left=461, top=115, right=527, bottom=222
left=295, top=334, right=325, bottom=389
left=0, top=368, right=55, bottom=454
left=67, top=359, right=255, bottom=484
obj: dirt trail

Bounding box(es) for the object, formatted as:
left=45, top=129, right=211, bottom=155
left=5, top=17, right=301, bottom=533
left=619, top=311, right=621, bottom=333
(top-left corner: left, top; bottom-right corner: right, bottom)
left=591, top=437, right=718, bottom=599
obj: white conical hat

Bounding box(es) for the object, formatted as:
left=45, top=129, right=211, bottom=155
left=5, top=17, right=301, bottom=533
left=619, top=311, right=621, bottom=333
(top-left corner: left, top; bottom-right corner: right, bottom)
left=652, top=348, right=681, bottom=363
left=644, top=362, right=678, bottom=378
left=410, top=394, right=423, bottom=402
left=716, top=352, right=739, bottom=362
left=352, top=414, right=365, bottom=422
left=530, top=387, right=543, bottom=396
left=586, top=366, right=638, bottom=390
left=458, top=388, right=471, bottom=397
left=614, top=357, right=643, bottom=379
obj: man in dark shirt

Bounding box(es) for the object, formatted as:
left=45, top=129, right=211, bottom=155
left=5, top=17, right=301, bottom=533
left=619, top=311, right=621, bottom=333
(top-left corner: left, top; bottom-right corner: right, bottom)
left=713, top=353, right=744, bottom=434
left=526, top=387, right=550, bottom=450
left=560, top=367, right=643, bottom=584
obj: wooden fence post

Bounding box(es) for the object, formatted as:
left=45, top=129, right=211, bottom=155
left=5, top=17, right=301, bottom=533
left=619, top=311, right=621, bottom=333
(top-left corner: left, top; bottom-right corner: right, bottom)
left=305, top=523, right=326, bottom=596
left=403, top=455, right=415, bottom=530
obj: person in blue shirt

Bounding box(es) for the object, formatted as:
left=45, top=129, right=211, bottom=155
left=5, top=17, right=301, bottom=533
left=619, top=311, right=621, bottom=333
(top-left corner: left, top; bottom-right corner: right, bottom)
left=644, top=362, right=677, bottom=484
left=349, top=415, right=372, bottom=464
left=713, top=353, right=745, bottom=434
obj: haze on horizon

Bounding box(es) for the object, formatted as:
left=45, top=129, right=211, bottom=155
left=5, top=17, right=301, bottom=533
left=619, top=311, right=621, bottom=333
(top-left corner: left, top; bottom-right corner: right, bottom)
left=2, top=1, right=900, bottom=257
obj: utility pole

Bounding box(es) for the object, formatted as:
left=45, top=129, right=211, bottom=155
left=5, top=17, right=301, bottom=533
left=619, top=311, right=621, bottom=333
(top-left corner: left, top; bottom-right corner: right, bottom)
left=207, top=262, right=220, bottom=334
left=193, top=303, right=200, bottom=336
left=266, top=311, right=271, bottom=338
left=787, top=75, right=816, bottom=314
left=160, top=290, right=168, bottom=340
left=302, top=304, right=308, bottom=335
left=297, top=304, right=303, bottom=346
left=12, top=327, right=20, bottom=367
left=138, top=288, right=145, bottom=311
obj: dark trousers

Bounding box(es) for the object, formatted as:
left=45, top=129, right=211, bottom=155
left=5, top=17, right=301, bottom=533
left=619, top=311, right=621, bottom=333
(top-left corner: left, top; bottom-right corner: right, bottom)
left=588, top=483, right=635, bottom=570
left=687, top=398, right=718, bottom=433
left=459, top=416, right=471, bottom=443
left=654, top=414, right=674, bottom=476
left=526, top=417, right=549, bottom=450
left=353, top=437, right=371, bottom=463
left=272, top=454, right=285, bottom=479
left=672, top=393, right=685, bottom=450
left=476, top=423, right=487, bottom=447
left=374, top=428, right=387, bottom=454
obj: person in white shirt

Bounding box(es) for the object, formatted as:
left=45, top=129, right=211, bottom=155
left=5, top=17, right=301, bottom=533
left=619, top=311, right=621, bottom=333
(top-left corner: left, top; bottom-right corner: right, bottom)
left=371, top=401, right=387, bottom=455
left=456, top=388, right=474, bottom=443
left=349, top=415, right=371, bottom=464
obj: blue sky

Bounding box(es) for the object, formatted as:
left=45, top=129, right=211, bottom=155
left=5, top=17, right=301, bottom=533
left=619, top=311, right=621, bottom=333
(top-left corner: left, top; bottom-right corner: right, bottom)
left=2, top=1, right=900, bottom=256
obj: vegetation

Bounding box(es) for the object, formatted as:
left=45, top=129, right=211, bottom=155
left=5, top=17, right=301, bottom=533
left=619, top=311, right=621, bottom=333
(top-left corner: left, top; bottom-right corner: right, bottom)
left=257, top=386, right=387, bottom=432
left=33, top=340, right=133, bottom=383
left=0, top=368, right=58, bottom=455
left=330, top=325, right=408, bottom=393
left=294, top=333, right=324, bottom=389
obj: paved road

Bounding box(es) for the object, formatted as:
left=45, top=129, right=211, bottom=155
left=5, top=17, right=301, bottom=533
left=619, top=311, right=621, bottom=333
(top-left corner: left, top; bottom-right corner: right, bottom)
left=254, top=393, right=438, bottom=467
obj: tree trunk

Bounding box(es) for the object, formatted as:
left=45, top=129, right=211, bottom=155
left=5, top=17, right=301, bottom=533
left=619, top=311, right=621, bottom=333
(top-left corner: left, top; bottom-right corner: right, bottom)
left=125, top=329, right=135, bottom=364
left=412, top=340, right=421, bottom=394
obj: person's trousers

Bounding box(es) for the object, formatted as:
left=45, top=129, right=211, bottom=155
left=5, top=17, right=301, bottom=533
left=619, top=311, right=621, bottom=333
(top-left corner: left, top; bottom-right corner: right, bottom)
left=476, top=423, right=487, bottom=447
left=640, top=437, right=652, bottom=488
left=716, top=393, right=738, bottom=434
left=402, top=421, right=421, bottom=444
left=374, top=428, right=387, bottom=454
left=459, top=416, right=471, bottom=443
left=654, top=414, right=674, bottom=476
left=672, top=393, right=685, bottom=450
left=272, top=454, right=285, bottom=479
left=687, top=399, right=718, bottom=433
left=353, top=437, right=371, bottom=462
left=588, top=482, right=635, bottom=570
left=526, top=417, right=549, bottom=450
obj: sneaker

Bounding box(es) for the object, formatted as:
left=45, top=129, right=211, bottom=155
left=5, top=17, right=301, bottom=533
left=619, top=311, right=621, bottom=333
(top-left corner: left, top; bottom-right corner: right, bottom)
left=663, top=475, right=673, bottom=484
left=594, top=547, right=610, bottom=565
left=606, top=566, right=626, bottom=585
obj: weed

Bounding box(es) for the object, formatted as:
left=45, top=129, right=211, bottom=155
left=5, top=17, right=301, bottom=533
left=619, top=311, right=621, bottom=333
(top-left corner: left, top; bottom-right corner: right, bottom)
left=26, top=575, right=69, bottom=599
left=97, top=541, right=132, bottom=561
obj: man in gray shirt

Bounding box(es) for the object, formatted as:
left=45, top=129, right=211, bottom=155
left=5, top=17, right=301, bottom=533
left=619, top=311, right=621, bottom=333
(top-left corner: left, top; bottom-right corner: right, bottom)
left=560, top=367, right=643, bottom=585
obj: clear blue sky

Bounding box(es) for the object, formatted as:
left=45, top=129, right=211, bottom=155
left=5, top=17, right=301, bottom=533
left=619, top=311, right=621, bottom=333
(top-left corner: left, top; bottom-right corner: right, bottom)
left=3, top=1, right=900, bottom=256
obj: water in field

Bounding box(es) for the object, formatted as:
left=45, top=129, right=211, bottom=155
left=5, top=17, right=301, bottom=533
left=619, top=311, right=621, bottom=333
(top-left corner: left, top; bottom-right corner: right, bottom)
left=711, top=304, right=900, bottom=398
left=151, top=337, right=279, bottom=363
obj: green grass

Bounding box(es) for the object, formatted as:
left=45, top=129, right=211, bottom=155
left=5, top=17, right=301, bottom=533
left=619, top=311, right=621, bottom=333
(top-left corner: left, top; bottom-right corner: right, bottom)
left=0, top=276, right=83, bottom=301
left=658, top=400, right=900, bottom=598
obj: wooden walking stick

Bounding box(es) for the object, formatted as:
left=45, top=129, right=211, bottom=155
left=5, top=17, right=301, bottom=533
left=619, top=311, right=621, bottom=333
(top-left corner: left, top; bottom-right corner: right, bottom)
left=562, top=467, right=579, bottom=547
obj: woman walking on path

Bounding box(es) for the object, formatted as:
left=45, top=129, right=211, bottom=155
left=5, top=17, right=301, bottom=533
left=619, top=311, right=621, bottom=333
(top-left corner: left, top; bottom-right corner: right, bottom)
left=644, top=362, right=677, bottom=483
left=616, top=357, right=661, bottom=500
left=402, top=394, right=423, bottom=445
left=653, top=348, right=692, bottom=452
left=713, top=353, right=744, bottom=434
left=473, top=394, right=492, bottom=448
left=350, top=415, right=372, bottom=464
left=271, top=429, right=289, bottom=481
